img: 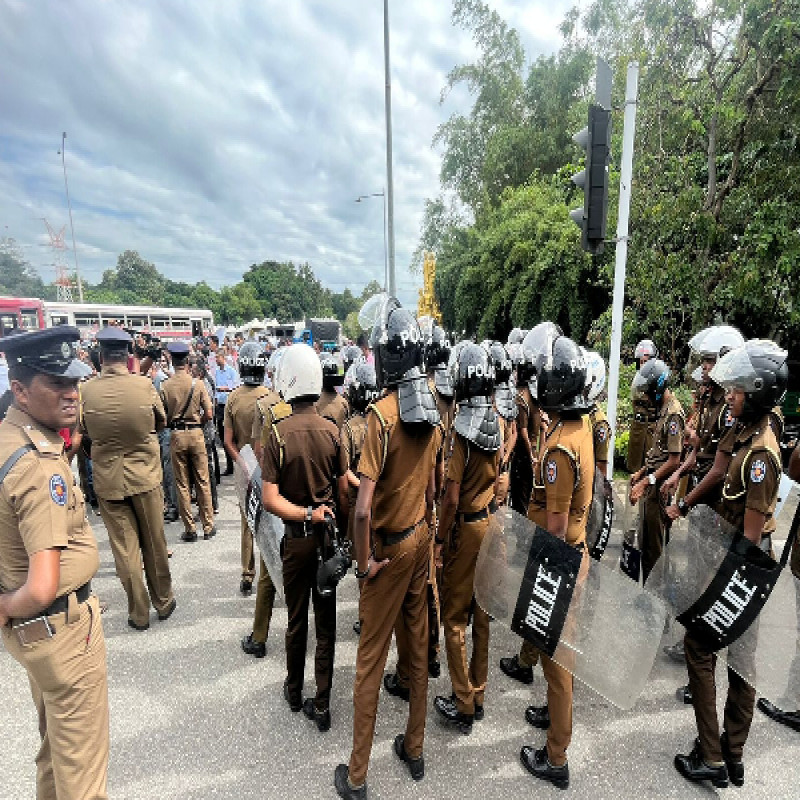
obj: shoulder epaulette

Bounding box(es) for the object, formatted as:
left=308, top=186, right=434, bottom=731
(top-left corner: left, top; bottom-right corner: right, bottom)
left=268, top=401, right=292, bottom=424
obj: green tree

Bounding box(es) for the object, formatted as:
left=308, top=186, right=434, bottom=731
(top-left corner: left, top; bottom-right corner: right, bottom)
left=0, top=239, right=50, bottom=298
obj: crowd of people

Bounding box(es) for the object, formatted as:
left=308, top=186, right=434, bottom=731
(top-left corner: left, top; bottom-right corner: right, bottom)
left=0, top=297, right=797, bottom=799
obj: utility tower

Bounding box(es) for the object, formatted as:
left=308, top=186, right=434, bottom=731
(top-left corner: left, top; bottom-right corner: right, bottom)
left=43, top=219, right=74, bottom=302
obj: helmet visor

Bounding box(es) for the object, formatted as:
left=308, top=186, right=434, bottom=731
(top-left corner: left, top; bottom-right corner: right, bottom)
left=710, top=343, right=787, bottom=392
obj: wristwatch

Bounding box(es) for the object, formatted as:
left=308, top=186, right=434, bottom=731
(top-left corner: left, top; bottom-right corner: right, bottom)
left=305, top=506, right=313, bottom=523
left=355, top=559, right=371, bottom=579
left=648, top=472, right=656, bottom=486
left=678, top=498, right=690, bottom=517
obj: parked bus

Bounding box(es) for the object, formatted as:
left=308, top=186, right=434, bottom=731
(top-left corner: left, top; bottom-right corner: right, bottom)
left=43, top=302, right=214, bottom=339
left=0, top=296, right=46, bottom=338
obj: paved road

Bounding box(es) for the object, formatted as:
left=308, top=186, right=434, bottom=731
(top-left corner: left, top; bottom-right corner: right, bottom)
left=2, top=475, right=799, bottom=799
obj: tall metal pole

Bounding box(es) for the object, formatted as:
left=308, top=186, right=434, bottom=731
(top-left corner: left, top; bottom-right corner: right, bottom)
left=605, top=62, right=639, bottom=478
left=383, top=0, right=396, bottom=297
left=381, top=187, right=388, bottom=291
left=60, top=132, right=84, bottom=301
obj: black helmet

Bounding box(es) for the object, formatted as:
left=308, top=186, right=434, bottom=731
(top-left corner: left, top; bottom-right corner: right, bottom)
left=341, top=344, right=363, bottom=374
left=710, top=339, right=788, bottom=417
left=535, top=335, right=588, bottom=412
left=320, top=354, right=344, bottom=389
left=425, top=325, right=450, bottom=369
left=632, top=358, right=671, bottom=405
left=451, top=342, right=495, bottom=401
left=371, top=298, right=423, bottom=389
left=519, top=321, right=562, bottom=386
left=347, top=361, right=379, bottom=413
left=238, top=341, right=267, bottom=386
left=488, top=341, right=513, bottom=385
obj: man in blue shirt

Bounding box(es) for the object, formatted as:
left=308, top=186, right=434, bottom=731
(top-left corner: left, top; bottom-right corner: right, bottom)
left=214, top=350, right=240, bottom=475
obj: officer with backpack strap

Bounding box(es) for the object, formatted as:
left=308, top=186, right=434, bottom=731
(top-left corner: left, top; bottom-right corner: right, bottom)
left=0, top=326, right=110, bottom=800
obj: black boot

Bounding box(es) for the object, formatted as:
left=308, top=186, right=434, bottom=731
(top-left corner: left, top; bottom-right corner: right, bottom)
left=721, top=732, right=744, bottom=787
left=433, top=695, right=473, bottom=734
left=394, top=734, right=424, bottom=781
left=525, top=705, right=551, bottom=729
left=302, top=698, right=331, bottom=732
left=334, top=765, right=366, bottom=799
left=383, top=672, right=410, bottom=702
left=757, top=697, right=800, bottom=732
left=519, top=746, right=569, bottom=790
left=674, top=741, right=729, bottom=788
left=499, top=654, right=534, bottom=685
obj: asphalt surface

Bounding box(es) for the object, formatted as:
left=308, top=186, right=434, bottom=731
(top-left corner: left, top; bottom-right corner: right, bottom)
left=2, top=473, right=799, bottom=799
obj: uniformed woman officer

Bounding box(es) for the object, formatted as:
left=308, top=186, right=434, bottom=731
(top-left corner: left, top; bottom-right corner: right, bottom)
left=0, top=327, right=109, bottom=800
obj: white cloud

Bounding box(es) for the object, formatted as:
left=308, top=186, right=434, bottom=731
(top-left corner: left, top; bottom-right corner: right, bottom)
left=0, top=0, right=569, bottom=309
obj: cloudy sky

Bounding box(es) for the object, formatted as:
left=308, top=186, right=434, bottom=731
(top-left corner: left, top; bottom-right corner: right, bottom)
left=1, top=0, right=570, bottom=308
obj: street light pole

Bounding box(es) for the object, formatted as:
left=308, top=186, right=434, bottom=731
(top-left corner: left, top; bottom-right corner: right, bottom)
left=60, top=132, right=84, bottom=301
left=355, top=190, right=388, bottom=291
left=383, top=0, right=396, bottom=297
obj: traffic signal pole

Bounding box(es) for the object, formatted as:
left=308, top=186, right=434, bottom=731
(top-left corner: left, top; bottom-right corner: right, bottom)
left=605, top=61, right=640, bottom=479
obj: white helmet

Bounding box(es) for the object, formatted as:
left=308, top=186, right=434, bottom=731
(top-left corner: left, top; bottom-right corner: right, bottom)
left=634, top=339, right=658, bottom=360
left=584, top=350, right=606, bottom=402
left=275, top=343, right=322, bottom=402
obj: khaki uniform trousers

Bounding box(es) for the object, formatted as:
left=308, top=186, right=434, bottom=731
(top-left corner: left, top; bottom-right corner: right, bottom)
left=685, top=630, right=755, bottom=763
left=348, top=521, right=430, bottom=786
left=241, top=514, right=256, bottom=583
left=641, top=483, right=671, bottom=583
left=170, top=428, right=214, bottom=534
left=251, top=555, right=277, bottom=644
left=495, top=467, right=510, bottom=506
left=97, top=485, right=174, bottom=628
left=2, top=595, right=109, bottom=800
left=441, top=517, right=490, bottom=714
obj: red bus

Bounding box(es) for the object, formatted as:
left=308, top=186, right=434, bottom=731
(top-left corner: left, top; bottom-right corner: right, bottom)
left=0, top=296, right=46, bottom=338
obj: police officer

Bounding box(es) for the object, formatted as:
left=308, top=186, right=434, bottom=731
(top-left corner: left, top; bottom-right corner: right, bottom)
left=584, top=351, right=612, bottom=475
left=518, top=335, right=594, bottom=790
left=433, top=342, right=501, bottom=734
left=223, top=341, right=273, bottom=596
left=317, top=354, right=348, bottom=429
left=0, top=327, right=109, bottom=800
left=675, top=339, right=788, bottom=788
left=629, top=358, right=685, bottom=582
left=335, top=299, right=443, bottom=798
left=262, top=343, right=347, bottom=732
left=161, top=341, right=216, bottom=542
left=342, top=344, right=364, bottom=376
left=627, top=338, right=659, bottom=471
left=80, top=327, right=175, bottom=631
left=489, top=341, right=517, bottom=506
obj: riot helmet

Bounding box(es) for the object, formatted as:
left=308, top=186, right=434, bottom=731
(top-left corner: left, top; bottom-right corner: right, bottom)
left=451, top=342, right=496, bottom=402
left=535, top=335, right=589, bottom=413
left=687, top=325, right=745, bottom=383
left=341, top=344, right=363, bottom=374
left=710, top=339, right=788, bottom=418
left=238, top=341, right=267, bottom=386
left=634, top=339, right=658, bottom=363
left=425, top=325, right=450, bottom=370
left=347, top=361, right=380, bottom=413
left=631, top=358, right=671, bottom=405
left=362, top=295, right=424, bottom=390
left=276, top=343, right=322, bottom=402
left=583, top=349, right=606, bottom=403
left=520, top=321, right=563, bottom=388
left=320, top=353, right=344, bottom=389
left=488, top=341, right=513, bottom=385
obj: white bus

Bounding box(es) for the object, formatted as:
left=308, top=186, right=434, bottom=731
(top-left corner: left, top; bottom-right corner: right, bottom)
left=43, top=302, right=214, bottom=340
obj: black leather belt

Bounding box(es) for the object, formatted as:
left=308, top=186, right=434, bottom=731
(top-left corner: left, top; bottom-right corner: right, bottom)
left=285, top=521, right=324, bottom=539
left=13, top=581, right=91, bottom=626
left=634, top=412, right=656, bottom=423
left=377, top=518, right=425, bottom=546
left=458, top=500, right=498, bottom=524
left=170, top=422, right=202, bottom=430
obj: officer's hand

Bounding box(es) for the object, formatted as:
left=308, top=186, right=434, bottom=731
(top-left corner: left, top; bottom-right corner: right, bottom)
left=665, top=503, right=681, bottom=521
left=660, top=475, right=677, bottom=498
left=311, top=505, right=334, bottom=525
left=629, top=481, right=645, bottom=504
left=359, top=556, right=389, bottom=585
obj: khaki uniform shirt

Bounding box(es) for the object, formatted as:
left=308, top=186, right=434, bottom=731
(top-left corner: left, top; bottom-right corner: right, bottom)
left=447, top=432, right=500, bottom=514
left=528, top=412, right=595, bottom=546
left=262, top=405, right=340, bottom=507
left=0, top=407, right=99, bottom=597
left=341, top=413, right=368, bottom=508
left=80, top=363, right=166, bottom=500
left=628, top=392, right=659, bottom=472
left=718, top=414, right=781, bottom=535
left=516, top=386, right=542, bottom=456
left=588, top=405, right=612, bottom=463
left=644, top=394, right=685, bottom=471
left=358, top=392, right=443, bottom=535
left=160, top=370, right=212, bottom=425
left=224, top=385, right=272, bottom=450
left=428, top=377, right=455, bottom=441
left=499, top=416, right=515, bottom=469
left=695, top=383, right=731, bottom=478
left=316, top=388, right=348, bottom=430
left=252, top=389, right=282, bottom=446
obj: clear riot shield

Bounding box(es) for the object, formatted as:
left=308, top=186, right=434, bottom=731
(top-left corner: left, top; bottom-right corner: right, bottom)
left=234, top=445, right=286, bottom=597
left=474, top=506, right=668, bottom=710
left=585, top=468, right=614, bottom=561
left=646, top=504, right=800, bottom=709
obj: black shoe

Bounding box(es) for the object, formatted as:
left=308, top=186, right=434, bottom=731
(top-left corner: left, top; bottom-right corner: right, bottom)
left=676, top=684, right=693, bottom=704
left=128, top=618, right=149, bottom=631
left=283, top=680, right=301, bottom=712
left=164, top=509, right=179, bottom=522
left=520, top=746, right=569, bottom=790
left=525, top=704, right=551, bottom=730
left=353, top=620, right=361, bottom=635
left=757, top=697, right=800, bottom=732
left=157, top=598, right=177, bottom=621
left=500, top=654, right=534, bottom=685
left=663, top=642, right=686, bottom=663
left=213, top=505, right=220, bottom=514
left=334, top=764, right=366, bottom=800
left=383, top=673, right=410, bottom=702
left=428, top=660, right=441, bottom=678
left=302, top=698, right=331, bottom=732
left=241, top=633, right=266, bottom=659
left=474, top=702, right=484, bottom=721
left=674, top=742, right=729, bottom=788
left=204, top=527, right=217, bottom=540
left=240, top=579, right=253, bottom=596
left=434, top=695, right=473, bottom=734
left=181, top=530, right=198, bottom=543
left=721, top=732, right=744, bottom=787
left=394, top=733, right=424, bottom=781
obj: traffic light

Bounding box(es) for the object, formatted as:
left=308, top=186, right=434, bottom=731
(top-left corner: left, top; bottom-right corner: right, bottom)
left=570, top=104, right=611, bottom=255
